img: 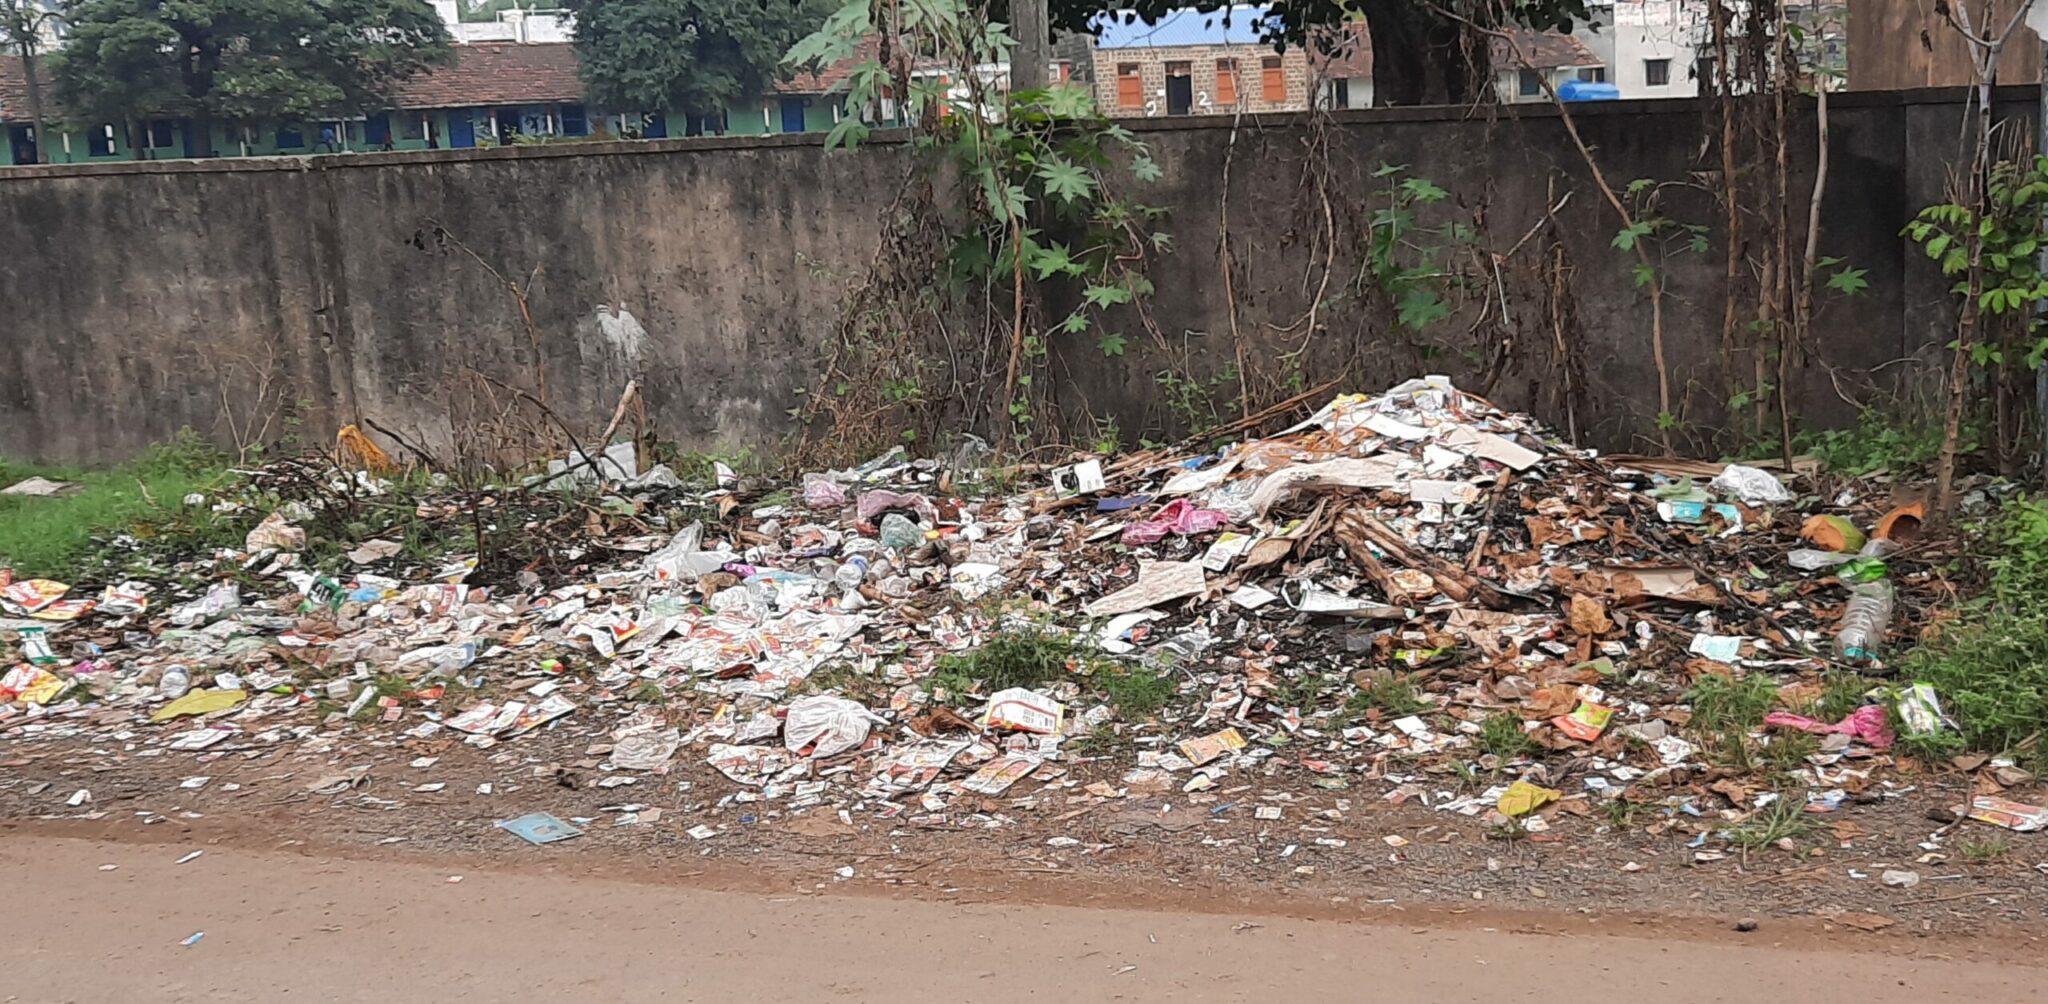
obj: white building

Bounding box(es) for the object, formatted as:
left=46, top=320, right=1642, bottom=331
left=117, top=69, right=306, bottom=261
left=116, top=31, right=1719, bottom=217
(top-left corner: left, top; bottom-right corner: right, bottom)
left=429, top=0, right=575, bottom=45
left=1571, top=0, right=1727, bottom=99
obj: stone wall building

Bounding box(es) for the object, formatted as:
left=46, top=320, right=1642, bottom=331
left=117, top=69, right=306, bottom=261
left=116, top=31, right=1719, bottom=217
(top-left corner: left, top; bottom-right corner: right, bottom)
left=1089, top=6, right=1315, bottom=117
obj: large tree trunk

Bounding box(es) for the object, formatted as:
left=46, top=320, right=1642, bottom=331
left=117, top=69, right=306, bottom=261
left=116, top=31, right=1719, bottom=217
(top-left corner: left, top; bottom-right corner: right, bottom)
left=1363, top=2, right=1490, bottom=106
left=17, top=41, right=47, bottom=163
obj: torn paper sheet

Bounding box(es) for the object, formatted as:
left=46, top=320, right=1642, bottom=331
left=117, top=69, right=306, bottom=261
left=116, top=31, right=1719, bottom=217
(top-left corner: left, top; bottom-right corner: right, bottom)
left=1246, top=456, right=1405, bottom=516
left=1086, top=560, right=1206, bottom=616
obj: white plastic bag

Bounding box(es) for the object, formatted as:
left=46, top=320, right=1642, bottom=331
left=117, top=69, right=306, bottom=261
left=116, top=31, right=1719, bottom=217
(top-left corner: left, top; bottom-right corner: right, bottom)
left=1709, top=464, right=1793, bottom=505
left=783, top=695, right=885, bottom=758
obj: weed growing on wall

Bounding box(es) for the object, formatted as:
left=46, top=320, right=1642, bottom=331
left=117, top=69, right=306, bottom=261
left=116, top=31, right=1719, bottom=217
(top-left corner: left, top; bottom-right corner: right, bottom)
left=785, top=0, right=1169, bottom=459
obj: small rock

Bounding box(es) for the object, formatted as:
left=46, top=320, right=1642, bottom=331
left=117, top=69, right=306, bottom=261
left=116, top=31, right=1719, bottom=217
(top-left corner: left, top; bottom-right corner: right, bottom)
left=1926, top=806, right=1960, bottom=825
left=1735, top=918, right=1759, bottom=932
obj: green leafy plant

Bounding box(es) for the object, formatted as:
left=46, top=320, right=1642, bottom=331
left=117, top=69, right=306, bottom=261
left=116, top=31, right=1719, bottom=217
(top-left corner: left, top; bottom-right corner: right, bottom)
left=1902, top=156, right=2048, bottom=369
left=1358, top=163, right=1470, bottom=332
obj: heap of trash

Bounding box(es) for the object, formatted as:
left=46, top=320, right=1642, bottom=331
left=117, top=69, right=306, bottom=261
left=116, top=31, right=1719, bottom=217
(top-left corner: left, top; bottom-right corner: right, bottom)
left=5, top=376, right=2040, bottom=842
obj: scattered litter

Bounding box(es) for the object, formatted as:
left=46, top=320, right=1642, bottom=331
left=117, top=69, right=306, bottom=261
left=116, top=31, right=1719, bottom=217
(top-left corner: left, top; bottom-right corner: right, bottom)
left=496, top=812, right=584, bottom=845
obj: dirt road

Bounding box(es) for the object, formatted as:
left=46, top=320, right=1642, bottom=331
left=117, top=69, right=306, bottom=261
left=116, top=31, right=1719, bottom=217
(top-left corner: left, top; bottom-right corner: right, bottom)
left=1, top=834, right=2037, bottom=1003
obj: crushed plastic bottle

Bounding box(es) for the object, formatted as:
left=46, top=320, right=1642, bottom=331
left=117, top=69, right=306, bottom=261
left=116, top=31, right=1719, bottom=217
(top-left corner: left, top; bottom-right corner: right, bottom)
left=159, top=665, right=193, bottom=700
left=1787, top=548, right=1854, bottom=571
left=833, top=556, right=871, bottom=591
left=1835, top=578, right=1894, bottom=661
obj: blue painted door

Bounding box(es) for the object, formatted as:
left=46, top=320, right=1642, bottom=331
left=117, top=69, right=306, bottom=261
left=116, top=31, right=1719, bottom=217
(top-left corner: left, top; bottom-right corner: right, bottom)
left=449, top=112, right=476, bottom=148
left=779, top=97, right=806, bottom=133
left=642, top=112, right=666, bottom=139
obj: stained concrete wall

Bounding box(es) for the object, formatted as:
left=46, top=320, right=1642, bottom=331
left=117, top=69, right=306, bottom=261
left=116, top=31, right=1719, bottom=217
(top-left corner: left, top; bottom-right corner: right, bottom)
left=0, top=88, right=2030, bottom=464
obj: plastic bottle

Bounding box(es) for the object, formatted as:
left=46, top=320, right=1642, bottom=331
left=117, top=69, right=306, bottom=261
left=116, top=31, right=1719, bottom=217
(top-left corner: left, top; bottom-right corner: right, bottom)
left=1787, top=548, right=1853, bottom=571
left=1835, top=578, right=1894, bottom=661
left=159, top=665, right=193, bottom=699
left=833, top=555, right=871, bottom=591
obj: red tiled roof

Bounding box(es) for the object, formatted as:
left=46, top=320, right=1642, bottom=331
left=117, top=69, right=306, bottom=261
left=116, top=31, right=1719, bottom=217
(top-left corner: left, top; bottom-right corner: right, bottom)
left=390, top=42, right=587, bottom=109
left=1490, top=28, right=1601, bottom=69
left=0, top=54, right=66, bottom=123
left=2, top=40, right=877, bottom=122
left=783, top=36, right=880, bottom=93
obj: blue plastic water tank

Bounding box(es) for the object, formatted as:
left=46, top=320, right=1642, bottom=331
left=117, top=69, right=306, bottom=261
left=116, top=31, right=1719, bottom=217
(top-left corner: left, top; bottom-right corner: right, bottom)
left=1558, top=80, right=1621, bottom=102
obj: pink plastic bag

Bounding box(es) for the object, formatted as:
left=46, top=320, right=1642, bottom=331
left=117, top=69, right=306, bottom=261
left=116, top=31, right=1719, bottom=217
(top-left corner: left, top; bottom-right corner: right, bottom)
left=856, top=490, right=938, bottom=524
left=1121, top=499, right=1231, bottom=546
left=1763, top=704, right=1894, bottom=749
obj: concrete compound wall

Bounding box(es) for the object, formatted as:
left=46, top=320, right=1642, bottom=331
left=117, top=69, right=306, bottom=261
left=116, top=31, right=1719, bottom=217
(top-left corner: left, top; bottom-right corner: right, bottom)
left=0, top=88, right=2029, bottom=465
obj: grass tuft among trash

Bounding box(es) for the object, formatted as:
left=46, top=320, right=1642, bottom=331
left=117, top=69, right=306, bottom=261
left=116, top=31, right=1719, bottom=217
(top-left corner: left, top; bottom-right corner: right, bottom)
left=0, top=434, right=238, bottom=579
left=1345, top=676, right=1429, bottom=720
left=1093, top=664, right=1175, bottom=717
left=1725, top=795, right=1816, bottom=853
left=933, top=624, right=1077, bottom=692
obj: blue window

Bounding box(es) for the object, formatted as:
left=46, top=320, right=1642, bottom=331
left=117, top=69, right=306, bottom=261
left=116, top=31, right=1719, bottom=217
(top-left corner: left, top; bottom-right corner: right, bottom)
left=642, top=112, right=666, bottom=139
left=276, top=125, right=305, bottom=149
left=561, top=104, right=588, bottom=136
left=146, top=120, right=174, bottom=149
left=365, top=113, right=391, bottom=146
left=87, top=124, right=116, bottom=156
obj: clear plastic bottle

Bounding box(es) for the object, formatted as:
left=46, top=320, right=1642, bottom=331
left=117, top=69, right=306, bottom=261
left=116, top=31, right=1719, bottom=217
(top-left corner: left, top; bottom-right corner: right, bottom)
left=833, top=555, right=871, bottom=591
left=1835, top=578, right=1894, bottom=661
left=159, top=665, right=193, bottom=699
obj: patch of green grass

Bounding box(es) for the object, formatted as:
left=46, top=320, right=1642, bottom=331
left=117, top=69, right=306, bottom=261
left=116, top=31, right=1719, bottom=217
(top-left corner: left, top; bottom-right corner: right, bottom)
left=933, top=625, right=1077, bottom=692
left=1268, top=671, right=1339, bottom=714
left=1726, top=795, right=1817, bottom=853
left=1959, top=835, right=2011, bottom=862
left=1344, top=676, right=1428, bottom=720
left=1757, top=729, right=1819, bottom=776
left=628, top=680, right=667, bottom=703
left=1687, top=673, right=1777, bottom=733
left=1814, top=672, right=1882, bottom=723
left=0, top=433, right=239, bottom=579
left=1093, top=664, right=1175, bottom=717
left=1477, top=712, right=1535, bottom=761
left=1904, top=498, right=2048, bottom=752
left=1064, top=725, right=1134, bottom=758
left=1685, top=672, right=1778, bottom=771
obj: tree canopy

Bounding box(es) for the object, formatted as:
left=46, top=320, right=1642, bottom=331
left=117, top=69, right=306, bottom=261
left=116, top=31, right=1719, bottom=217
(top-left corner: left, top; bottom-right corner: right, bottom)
left=51, top=0, right=453, bottom=133
left=564, top=0, right=832, bottom=118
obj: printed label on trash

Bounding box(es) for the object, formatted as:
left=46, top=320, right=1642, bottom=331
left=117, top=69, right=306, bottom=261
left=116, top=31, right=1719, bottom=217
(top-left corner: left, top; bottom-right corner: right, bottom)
left=980, top=688, right=1065, bottom=734
left=1969, top=796, right=2048, bottom=832
left=1178, top=727, right=1248, bottom=767
left=1552, top=701, right=1614, bottom=742
left=960, top=754, right=1041, bottom=795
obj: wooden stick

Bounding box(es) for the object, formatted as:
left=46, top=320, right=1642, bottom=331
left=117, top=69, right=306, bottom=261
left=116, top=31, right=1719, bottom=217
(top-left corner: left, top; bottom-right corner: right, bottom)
left=1334, top=511, right=1415, bottom=607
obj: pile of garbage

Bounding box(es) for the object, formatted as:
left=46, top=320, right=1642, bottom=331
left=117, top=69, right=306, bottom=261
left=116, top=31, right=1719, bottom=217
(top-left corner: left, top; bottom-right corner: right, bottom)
left=2, top=376, right=2035, bottom=843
